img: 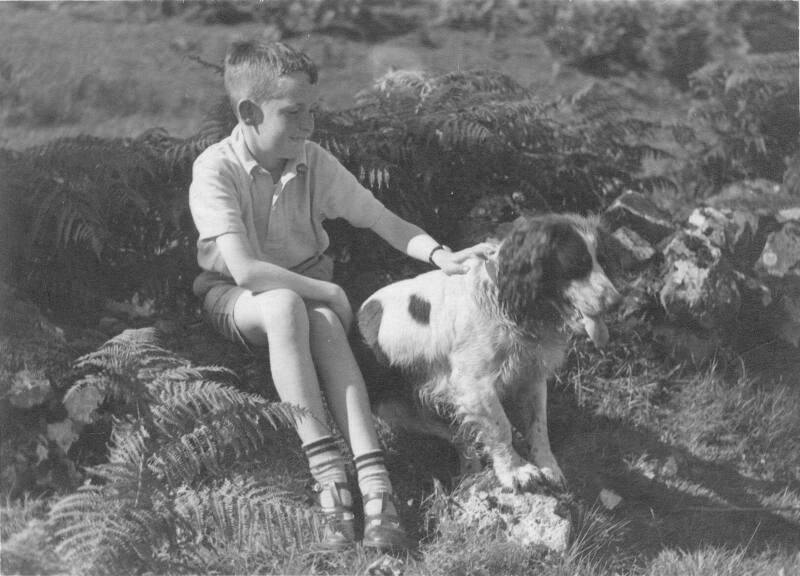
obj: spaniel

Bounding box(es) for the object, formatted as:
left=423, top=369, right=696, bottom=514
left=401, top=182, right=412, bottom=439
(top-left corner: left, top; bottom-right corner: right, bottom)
left=357, top=213, right=621, bottom=491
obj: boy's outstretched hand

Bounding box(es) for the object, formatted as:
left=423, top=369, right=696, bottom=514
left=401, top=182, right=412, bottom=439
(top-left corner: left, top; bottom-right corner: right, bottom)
left=432, top=242, right=497, bottom=275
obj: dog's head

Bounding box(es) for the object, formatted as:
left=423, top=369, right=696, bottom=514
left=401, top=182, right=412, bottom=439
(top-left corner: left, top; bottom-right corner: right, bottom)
left=495, top=214, right=621, bottom=345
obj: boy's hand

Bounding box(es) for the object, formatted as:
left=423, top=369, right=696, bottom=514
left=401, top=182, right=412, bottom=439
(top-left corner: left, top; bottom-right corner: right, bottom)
left=432, top=242, right=497, bottom=275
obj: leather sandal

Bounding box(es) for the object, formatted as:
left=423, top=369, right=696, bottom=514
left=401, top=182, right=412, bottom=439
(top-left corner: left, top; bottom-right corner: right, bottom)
left=361, top=491, right=409, bottom=551
left=313, top=481, right=356, bottom=551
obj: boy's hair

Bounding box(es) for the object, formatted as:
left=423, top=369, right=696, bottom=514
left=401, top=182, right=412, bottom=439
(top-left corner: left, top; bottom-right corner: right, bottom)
left=224, top=40, right=318, bottom=117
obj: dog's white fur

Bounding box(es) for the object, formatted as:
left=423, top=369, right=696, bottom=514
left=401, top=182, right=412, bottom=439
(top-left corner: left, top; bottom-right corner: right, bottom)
left=358, top=214, right=621, bottom=491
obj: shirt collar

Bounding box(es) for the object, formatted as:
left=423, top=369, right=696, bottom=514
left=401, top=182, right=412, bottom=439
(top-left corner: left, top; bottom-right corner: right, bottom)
left=231, top=124, right=308, bottom=182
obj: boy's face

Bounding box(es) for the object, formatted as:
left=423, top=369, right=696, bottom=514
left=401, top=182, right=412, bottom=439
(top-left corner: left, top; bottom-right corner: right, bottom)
left=244, top=71, right=319, bottom=163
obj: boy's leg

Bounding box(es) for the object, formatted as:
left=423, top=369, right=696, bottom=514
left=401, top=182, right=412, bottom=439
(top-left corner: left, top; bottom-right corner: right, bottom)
left=233, top=288, right=331, bottom=442
left=306, top=304, right=401, bottom=519
left=233, top=289, right=355, bottom=548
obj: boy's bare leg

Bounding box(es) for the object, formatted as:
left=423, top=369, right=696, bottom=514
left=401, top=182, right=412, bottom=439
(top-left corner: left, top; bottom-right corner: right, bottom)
left=307, top=303, right=400, bottom=520
left=233, top=289, right=331, bottom=442
left=306, top=303, right=381, bottom=455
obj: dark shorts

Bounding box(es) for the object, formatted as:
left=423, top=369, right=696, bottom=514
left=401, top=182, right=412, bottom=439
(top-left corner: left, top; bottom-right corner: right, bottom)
left=201, top=281, right=258, bottom=353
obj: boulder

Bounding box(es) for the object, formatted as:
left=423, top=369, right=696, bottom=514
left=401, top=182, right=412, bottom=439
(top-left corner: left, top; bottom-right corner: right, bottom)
left=753, top=220, right=800, bottom=347
left=612, top=226, right=656, bottom=270
left=605, top=190, right=676, bottom=244
left=704, top=179, right=794, bottom=215
left=687, top=206, right=760, bottom=268
left=659, top=230, right=741, bottom=331
left=754, top=221, right=800, bottom=278
left=448, top=471, right=571, bottom=553
left=9, top=369, right=52, bottom=409
left=700, top=179, right=800, bottom=347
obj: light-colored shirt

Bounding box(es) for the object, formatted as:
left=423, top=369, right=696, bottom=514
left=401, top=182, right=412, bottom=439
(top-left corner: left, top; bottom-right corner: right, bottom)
left=189, top=124, right=387, bottom=296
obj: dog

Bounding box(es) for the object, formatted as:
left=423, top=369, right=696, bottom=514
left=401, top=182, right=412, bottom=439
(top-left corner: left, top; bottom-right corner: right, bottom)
left=357, top=213, right=621, bottom=491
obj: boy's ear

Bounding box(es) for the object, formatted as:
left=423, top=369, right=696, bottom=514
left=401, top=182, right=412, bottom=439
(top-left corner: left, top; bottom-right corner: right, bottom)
left=238, top=100, right=263, bottom=126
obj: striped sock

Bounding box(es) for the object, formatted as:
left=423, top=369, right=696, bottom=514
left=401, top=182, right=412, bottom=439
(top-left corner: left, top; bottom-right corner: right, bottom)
left=354, top=450, right=395, bottom=516
left=303, top=436, right=350, bottom=509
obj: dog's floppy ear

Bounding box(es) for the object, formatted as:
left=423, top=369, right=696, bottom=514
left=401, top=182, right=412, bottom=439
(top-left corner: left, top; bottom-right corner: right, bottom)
left=496, top=216, right=590, bottom=323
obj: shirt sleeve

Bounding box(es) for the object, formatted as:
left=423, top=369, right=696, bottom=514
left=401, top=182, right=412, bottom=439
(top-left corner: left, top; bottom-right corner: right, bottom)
left=188, top=155, right=246, bottom=241
left=313, top=144, right=387, bottom=228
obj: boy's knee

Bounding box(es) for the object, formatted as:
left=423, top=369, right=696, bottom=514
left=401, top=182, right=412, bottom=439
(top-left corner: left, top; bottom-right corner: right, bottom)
left=254, top=289, right=308, bottom=333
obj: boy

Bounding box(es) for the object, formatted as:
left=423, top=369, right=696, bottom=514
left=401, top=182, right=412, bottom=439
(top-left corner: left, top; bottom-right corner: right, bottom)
left=189, top=40, right=493, bottom=551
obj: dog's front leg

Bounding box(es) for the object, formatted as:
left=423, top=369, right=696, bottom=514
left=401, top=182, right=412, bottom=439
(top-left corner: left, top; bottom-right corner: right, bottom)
left=507, top=377, right=565, bottom=489
left=454, top=374, right=551, bottom=492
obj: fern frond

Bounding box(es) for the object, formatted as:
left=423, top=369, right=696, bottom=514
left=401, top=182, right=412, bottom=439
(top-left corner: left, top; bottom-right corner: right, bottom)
left=421, top=69, right=526, bottom=104
left=150, top=393, right=302, bottom=486
left=28, top=181, right=108, bottom=258
left=175, top=477, right=320, bottom=554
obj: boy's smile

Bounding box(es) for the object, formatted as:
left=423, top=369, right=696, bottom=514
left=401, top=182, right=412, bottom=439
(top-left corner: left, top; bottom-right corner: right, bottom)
left=240, top=71, right=319, bottom=176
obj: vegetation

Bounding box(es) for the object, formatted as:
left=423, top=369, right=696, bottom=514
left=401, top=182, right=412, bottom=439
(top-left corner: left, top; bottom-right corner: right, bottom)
left=1, top=1, right=798, bottom=575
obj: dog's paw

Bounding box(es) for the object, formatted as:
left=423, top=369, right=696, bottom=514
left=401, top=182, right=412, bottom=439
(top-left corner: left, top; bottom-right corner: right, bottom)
left=537, top=464, right=566, bottom=490
left=531, top=453, right=566, bottom=490
left=495, top=459, right=566, bottom=492
left=495, top=461, right=547, bottom=492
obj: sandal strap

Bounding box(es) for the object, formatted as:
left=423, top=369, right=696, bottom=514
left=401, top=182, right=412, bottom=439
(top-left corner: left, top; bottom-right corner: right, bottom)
left=362, top=491, right=401, bottom=527
left=362, top=491, right=396, bottom=508
left=362, top=491, right=408, bottom=550
left=314, top=480, right=353, bottom=513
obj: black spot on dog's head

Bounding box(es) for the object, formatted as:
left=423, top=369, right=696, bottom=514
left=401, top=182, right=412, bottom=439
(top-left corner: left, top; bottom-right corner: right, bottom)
left=408, top=294, right=431, bottom=325
left=496, top=215, right=594, bottom=326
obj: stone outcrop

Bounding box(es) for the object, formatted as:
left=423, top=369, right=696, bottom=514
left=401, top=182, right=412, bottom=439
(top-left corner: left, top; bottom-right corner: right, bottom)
left=659, top=228, right=741, bottom=331
left=603, top=179, right=800, bottom=360
left=604, top=190, right=676, bottom=244
left=446, top=470, right=571, bottom=553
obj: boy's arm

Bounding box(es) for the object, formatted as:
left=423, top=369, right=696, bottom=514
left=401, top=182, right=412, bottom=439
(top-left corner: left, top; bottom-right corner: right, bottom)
left=370, top=209, right=496, bottom=275
left=216, top=233, right=354, bottom=331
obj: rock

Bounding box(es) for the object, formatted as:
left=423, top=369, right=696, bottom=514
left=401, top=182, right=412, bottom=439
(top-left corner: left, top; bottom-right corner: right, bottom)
left=612, top=226, right=656, bottom=270
left=599, top=488, right=623, bottom=511
left=46, top=419, right=79, bottom=454
left=63, top=384, right=105, bottom=424
left=777, top=207, right=800, bottom=223
left=605, top=190, right=676, bottom=244
left=9, top=370, right=52, bottom=409
left=752, top=221, right=800, bottom=347
left=754, top=221, right=800, bottom=278
left=687, top=206, right=760, bottom=268
left=704, top=179, right=792, bottom=215
left=659, top=230, right=741, bottom=331
left=449, top=472, right=571, bottom=553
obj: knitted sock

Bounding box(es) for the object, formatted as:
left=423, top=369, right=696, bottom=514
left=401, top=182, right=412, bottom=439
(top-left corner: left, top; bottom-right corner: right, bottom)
left=303, top=436, right=351, bottom=510
left=354, top=450, right=396, bottom=517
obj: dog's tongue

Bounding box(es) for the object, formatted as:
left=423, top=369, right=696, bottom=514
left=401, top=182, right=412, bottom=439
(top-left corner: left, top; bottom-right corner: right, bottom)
left=582, top=314, right=609, bottom=347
